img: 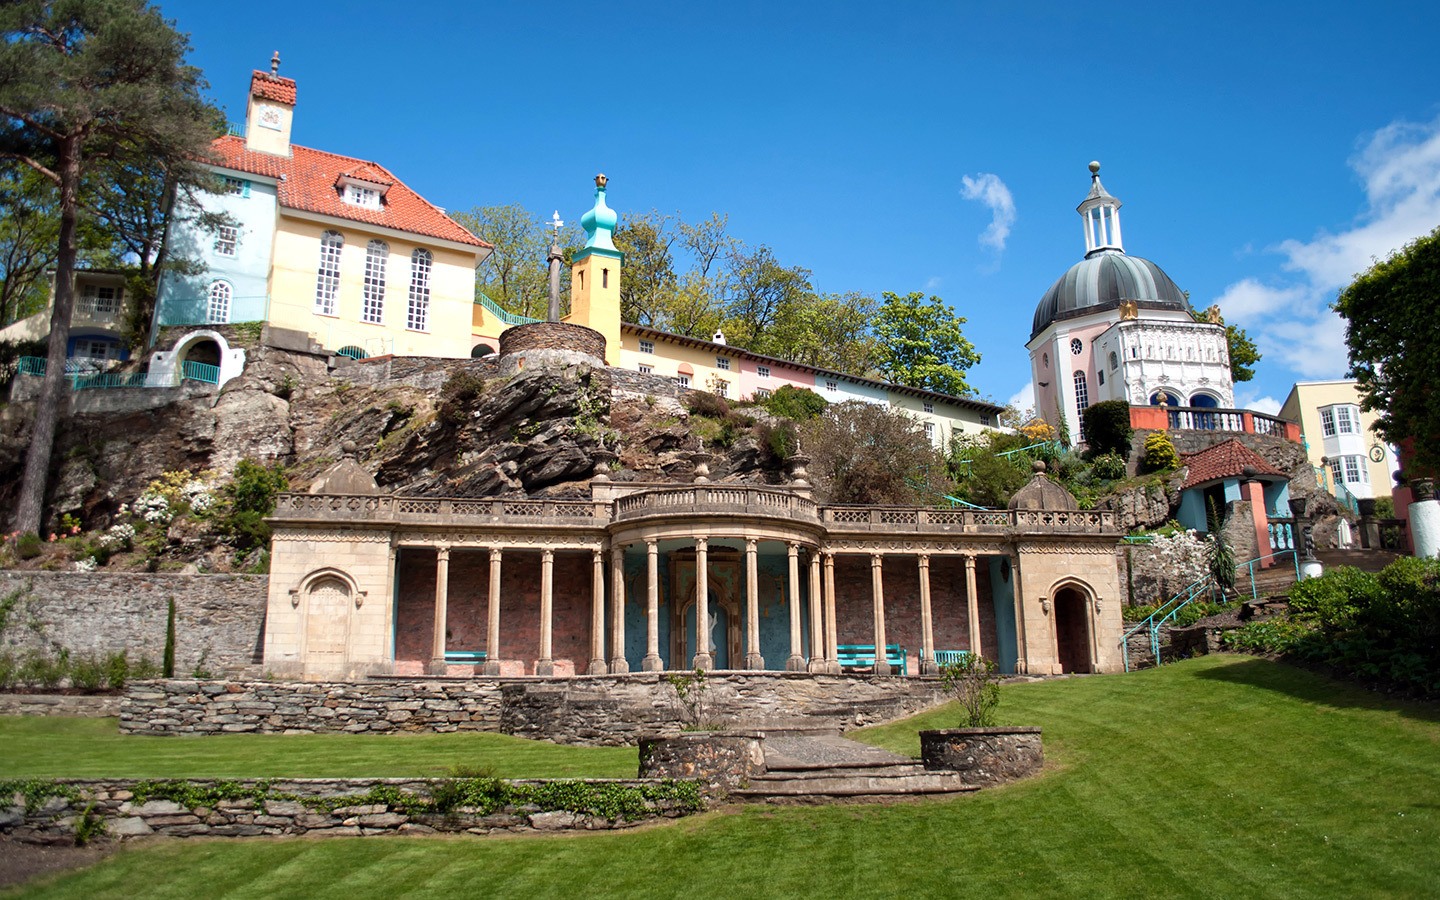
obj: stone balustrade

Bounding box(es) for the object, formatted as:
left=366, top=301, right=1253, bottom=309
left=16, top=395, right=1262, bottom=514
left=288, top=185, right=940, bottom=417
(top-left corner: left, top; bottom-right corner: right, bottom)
left=272, top=493, right=610, bottom=525
left=614, top=486, right=819, bottom=523
left=822, top=506, right=1113, bottom=534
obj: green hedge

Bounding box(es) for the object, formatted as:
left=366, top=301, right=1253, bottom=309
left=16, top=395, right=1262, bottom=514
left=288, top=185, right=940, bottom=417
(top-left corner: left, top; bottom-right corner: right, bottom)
left=1082, top=400, right=1133, bottom=458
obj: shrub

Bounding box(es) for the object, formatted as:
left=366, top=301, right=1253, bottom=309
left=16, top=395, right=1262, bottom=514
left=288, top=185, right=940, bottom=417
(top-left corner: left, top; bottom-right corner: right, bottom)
left=940, top=653, right=1001, bottom=727
left=1140, top=432, right=1180, bottom=472
left=685, top=390, right=731, bottom=421
left=163, top=598, right=176, bottom=678
left=218, top=459, right=288, bottom=552
left=1082, top=400, right=1133, bottom=458
left=105, top=651, right=131, bottom=690
left=1091, top=452, right=1127, bottom=481
left=438, top=370, right=487, bottom=425
left=15, top=532, right=43, bottom=559
left=757, top=421, right=797, bottom=463
left=0, top=651, right=16, bottom=689
left=763, top=384, right=828, bottom=421
left=68, top=654, right=106, bottom=692
left=1222, top=619, right=1313, bottom=654
left=19, top=651, right=68, bottom=690
left=1287, top=566, right=1381, bottom=629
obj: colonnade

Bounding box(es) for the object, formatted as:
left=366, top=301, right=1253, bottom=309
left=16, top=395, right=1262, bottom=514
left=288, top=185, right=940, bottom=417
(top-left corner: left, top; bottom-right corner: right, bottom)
left=420, top=539, right=998, bottom=676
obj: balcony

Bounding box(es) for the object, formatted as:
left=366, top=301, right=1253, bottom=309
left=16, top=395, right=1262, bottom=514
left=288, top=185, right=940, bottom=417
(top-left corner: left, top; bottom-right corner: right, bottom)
left=821, top=506, right=1114, bottom=534
left=614, top=486, right=819, bottom=523
left=1129, top=405, right=1300, bottom=442
left=271, top=494, right=611, bottom=527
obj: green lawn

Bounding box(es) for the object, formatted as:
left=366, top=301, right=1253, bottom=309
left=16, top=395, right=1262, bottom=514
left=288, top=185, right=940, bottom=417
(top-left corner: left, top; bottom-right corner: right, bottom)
left=0, top=717, right=636, bottom=779
left=10, top=655, right=1440, bottom=899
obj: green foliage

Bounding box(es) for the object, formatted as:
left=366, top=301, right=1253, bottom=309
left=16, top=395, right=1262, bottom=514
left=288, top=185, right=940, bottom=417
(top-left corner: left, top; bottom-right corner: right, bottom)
left=0, top=778, right=80, bottom=814
left=217, top=459, right=288, bottom=552
left=948, top=431, right=1034, bottom=508
left=757, top=420, right=798, bottom=464
left=1090, top=452, right=1127, bottom=481
left=19, top=649, right=68, bottom=690
left=15, top=531, right=43, bottom=559
left=762, top=384, right=827, bottom=421
left=73, top=802, right=106, bottom=846
left=132, top=779, right=276, bottom=809
left=1123, top=600, right=1233, bottom=628
left=438, top=370, right=488, bottom=425
left=456, top=204, right=581, bottom=320
left=804, top=401, right=953, bottom=505
left=1335, top=225, right=1440, bottom=470
left=664, top=668, right=711, bottom=730
left=938, top=654, right=1001, bottom=727
left=1221, top=619, right=1314, bottom=654
left=872, top=291, right=981, bottom=396
left=68, top=653, right=106, bottom=692
left=163, top=597, right=176, bottom=678
left=1082, top=400, right=1133, bottom=458
left=1140, top=432, right=1180, bottom=473
left=1191, top=306, right=1262, bottom=382
left=685, top=389, right=732, bottom=421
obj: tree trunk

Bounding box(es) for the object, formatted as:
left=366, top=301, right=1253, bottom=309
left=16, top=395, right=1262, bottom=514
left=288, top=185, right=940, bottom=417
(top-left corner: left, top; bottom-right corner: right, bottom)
left=11, top=135, right=81, bottom=536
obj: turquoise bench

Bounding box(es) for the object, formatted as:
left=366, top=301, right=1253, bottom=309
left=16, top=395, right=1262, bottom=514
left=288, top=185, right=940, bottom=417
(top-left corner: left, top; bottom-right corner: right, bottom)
left=836, top=643, right=907, bottom=676
left=443, top=650, right=487, bottom=664
left=933, top=649, right=972, bottom=668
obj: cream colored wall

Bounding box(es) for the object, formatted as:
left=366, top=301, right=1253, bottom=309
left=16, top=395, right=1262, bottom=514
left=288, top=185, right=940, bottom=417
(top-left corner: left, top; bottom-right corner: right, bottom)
left=0, top=311, right=47, bottom=344
left=269, top=215, right=479, bottom=358
left=617, top=333, right=740, bottom=397
left=244, top=96, right=293, bottom=157
left=566, top=253, right=622, bottom=363
left=1281, top=381, right=1393, bottom=497
left=263, top=531, right=394, bottom=681
left=1016, top=544, right=1124, bottom=674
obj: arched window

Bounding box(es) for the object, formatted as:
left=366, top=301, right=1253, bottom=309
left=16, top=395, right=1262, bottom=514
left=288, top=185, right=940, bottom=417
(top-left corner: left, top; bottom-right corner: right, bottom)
left=362, top=240, right=388, bottom=324
left=336, top=346, right=367, bottom=360
left=207, top=281, right=231, bottom=324
left=471, top=343, right=496, bottom=358
left=315, top=231, right=343, bottom=315
left=407, top=248, right=432, bottom=331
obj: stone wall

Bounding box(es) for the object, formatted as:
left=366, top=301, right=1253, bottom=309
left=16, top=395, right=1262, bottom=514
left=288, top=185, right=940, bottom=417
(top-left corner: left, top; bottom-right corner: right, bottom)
left=120, top=672, right=946, bottom=744
left=0, top=572, right=268, bottom=677
left=0, top=694, right=122, bottom=717
left=919, top=727, right=1044, bottom=786
left=339, top=355, right=500, bottom=392
left=0, top=777, right=699, bottom=843
left=500, top=322, right=606, bottom=360
left=638, top=732, right=767, bottom=795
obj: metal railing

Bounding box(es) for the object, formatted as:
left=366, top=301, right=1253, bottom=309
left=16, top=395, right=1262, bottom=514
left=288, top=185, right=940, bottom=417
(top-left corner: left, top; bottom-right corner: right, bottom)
left=181, top=360, right=220, bottom=384
left=477, top=293, right=541, bottom=327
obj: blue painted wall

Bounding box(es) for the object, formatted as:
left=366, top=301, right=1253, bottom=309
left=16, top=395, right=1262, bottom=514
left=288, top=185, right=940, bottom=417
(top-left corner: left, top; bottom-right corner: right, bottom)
left=1177, top=490, right=1207, bottom=532
left=154, top=174, right=276, bottom=336
left=988, top=556, right=1018, bottom=674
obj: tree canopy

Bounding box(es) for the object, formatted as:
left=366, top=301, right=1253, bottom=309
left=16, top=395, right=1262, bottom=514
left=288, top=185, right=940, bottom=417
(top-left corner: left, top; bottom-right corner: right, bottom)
left=802, top=401, right=952, bottom=505
left=871, top=291, right=981, bottom=396
left=1334, top=225, right=1440, bottom=471
left=0, top=0, right=222, bottom=535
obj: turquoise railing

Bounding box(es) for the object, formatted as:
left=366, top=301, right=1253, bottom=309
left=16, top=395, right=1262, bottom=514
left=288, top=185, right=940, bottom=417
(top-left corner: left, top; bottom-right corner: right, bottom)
left=1120, top=548, right=1299, bottom=672
left=476, top=293, right=540, bottom=327
left=181, top=360, right=220, bottom=384
left=71, top=372, right=154, bottom=390
left=16, top=356, right=47, bottom=376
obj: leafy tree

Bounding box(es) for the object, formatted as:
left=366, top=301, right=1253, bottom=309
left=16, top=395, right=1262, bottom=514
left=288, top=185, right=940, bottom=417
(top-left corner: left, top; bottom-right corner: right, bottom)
left=455, top=204, right=579, bottom=320
left=724, top=244, right=813, bottom=353
left=0, top=168, right=60, bottom=325
left=1190, top=303, right=1261, bottom=383
left=764, top=289, right=878, bottom=374
left=801, top=400, right=952, bottom=505
left=1335, top=226, right=1440, bottom=471
left=0, top=0, right=223, bottom=536
left=612, top=209, right=677, bottom=327
left=948, top=430, right=1036, bottom=508
left=1081, top=400, right=1133, bottom=458
left=872, top=291, right=981, bottom=396
left=762, top=384, right=827, bottom=421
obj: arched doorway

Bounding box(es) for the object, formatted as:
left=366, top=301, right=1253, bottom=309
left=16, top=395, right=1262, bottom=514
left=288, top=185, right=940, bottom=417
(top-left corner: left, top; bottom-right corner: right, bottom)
left=1052, top=586, right=1092, bottom=674
left=303, top=575, right=352, bottom=678
left=471, top=343, right=496, bottom=358
left=1190, top=392, right=1219, bottom=430
left=184, top=339, right=221, bottom=368
left=683, top=594, right=733, bottom=669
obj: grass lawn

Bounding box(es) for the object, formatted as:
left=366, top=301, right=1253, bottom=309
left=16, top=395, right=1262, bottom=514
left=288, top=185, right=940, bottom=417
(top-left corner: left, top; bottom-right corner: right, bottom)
left=10, top=654, right=1440, bottom=899
left=0, top=717, right=636, bottom=780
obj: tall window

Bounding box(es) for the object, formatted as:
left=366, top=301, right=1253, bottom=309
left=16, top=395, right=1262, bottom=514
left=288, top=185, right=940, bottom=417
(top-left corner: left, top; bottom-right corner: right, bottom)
left=1329, top=458, right=1343, bottom=486
left=1073, top=370, right=1090, bottom=415
left=207, top=281, right=231, bottom=323
left=1344, top=455, right=1367, bottom=484
left=407, top=248, right=432, bottom=331
left=1335, top=405, right=1358, bottom=434
left=1320, top=407, right=1337, bottom=437
left=715, top=380, right=728, bottom=399
left=362, top=240, right=388, bottom=324
left=315, top=231, right=343, bottom=316
left=215, top=225, right=237, bottom=257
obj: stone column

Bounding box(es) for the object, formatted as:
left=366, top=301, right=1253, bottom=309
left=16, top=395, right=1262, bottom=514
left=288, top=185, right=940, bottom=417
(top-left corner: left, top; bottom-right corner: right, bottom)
left=483, top=548, right=502, bottom=675
left=786, top=543, right=805, bottom=671
left=807, top=551, right=824, bottom=672
left=536, top=548, right=555, bottom=676
left=692, top=537, right=713, bottom=670
left=871, top=552, right=890, bottom=675
left=744, top=538, right=764, bottom=669
left=1011, top=551, right=1028, bottom=675
left=384, top=542, right=399, bottom=665
left=918, top=554, right=937, bottom=675
left=965, top=554, right=983, bottom=660
left=643, top=539, right=663, bottom=672
left=823, top=552, right=839, bottom=674
left=609, top=546, right=629, bottom=674
left=589, top=549, right=607, bottom=675
left=428, top=545, right=450, bottom=675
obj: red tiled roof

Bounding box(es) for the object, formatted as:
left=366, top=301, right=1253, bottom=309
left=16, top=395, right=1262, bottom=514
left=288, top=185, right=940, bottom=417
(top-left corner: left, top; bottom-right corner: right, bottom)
left=211, top=135, right=488, bottom=249
left=250, top=70, right=297, bottom=104
left=1181, top=439, right=1287, bottom=490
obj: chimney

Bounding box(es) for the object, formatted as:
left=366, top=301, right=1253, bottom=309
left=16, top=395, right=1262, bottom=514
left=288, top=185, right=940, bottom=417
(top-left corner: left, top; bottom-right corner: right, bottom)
left=244, top=52, right=297, bottom=157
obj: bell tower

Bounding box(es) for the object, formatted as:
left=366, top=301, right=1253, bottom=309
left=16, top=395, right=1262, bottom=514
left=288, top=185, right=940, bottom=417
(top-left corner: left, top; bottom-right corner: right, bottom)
left=566, top=174, right=623, bottom=363
left=245, top=52, right=296, bottom=157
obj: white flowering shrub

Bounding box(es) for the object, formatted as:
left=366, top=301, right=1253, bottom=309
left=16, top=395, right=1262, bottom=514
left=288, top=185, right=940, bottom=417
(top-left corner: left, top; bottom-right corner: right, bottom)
left=74, top=557, right=97, bottom=572
left=98, top=522, right=136, bottom=550
left=133, top=492, right=172, bottom=525
left=182, top=479, right=216, bottom=513
left=1150, top=529, right=1210, bottom=592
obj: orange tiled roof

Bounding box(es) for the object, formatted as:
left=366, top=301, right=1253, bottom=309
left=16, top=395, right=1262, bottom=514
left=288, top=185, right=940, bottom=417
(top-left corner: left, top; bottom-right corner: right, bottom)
left=250, top=70, right=297, bottom=105
left=211, top=135, right=488, bottom=249
left=1181, top=438, right=1287, bottom=490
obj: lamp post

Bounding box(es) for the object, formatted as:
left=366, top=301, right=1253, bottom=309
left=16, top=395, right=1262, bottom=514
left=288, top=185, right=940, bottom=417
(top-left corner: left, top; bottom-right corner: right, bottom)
left=1288, top=495, right=1323, bottom=580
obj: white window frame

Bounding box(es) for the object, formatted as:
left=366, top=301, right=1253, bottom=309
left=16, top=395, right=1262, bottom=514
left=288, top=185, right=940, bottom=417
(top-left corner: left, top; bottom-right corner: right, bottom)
left=344, top=184, right=381, bottom=209
left=407, top=248, right=432, bottom=332
left=1335, top=405, right=1358, bottom=435
left=79, top=283, right=121, bottom=316
left=222, top=176, right=248, bottom=196
left=638, top=364, right=653, bottom=375
left=207, top=280, right=232, bottom=323
left=1329, top=458, right=1343, bottom=486
left=923, top=421, right=935, bottom=441
left=215, top=225, right=238, bottom=257
left=755, top=387, right=772, bottom=399
left=715, top=380, right=728, bottom=399
left=1344, top=455, right=1366, bottom=484
left=362, top=240, right=388, bottom=324
left=315, top=231, right=343, bottom=316
left=757, top=365, right=771, bottom=379
left=1319, top=407, right=1337, bottom=438
left=923, top=402, right=934, bottom=414
left=676, top=374, right=690, bottom=389
left=716, top=356, right=731, bottom=371
left=639, top=339, right=655, bottom=354
left=825, top=379, right=838, bottom=392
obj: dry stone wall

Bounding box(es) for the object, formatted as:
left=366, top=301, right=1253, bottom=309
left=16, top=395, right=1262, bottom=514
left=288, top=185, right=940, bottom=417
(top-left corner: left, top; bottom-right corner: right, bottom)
left=0, top=572, right=268, bottom=677
left=121, top=672, right=946, bottom=744
left=0, top=777, right=699, bottom=842
left=919, top=727, right=1044, bottom=786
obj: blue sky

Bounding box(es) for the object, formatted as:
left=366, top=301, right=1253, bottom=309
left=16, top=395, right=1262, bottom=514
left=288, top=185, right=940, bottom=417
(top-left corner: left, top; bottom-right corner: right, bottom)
left=164, top=1, right=1440, bottom=413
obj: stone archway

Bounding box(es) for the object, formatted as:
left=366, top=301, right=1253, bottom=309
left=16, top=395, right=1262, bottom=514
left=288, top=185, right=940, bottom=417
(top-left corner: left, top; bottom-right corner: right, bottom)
left=299, top=571, right=357, bottom=679
left=1052, top=584, right=1093, bottom=674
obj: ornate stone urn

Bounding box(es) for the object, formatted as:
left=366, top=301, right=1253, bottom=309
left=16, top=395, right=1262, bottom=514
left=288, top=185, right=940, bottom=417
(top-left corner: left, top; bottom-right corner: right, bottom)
left=591, top=448, right=619, bottom=482
left=691, top=451, right=714, bottom=484
left=785, top=453, right=812, bottom=488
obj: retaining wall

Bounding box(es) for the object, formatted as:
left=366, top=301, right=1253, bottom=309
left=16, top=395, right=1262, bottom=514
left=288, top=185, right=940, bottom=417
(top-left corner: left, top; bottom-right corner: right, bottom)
left=0, top=694, right=122, bottom=717
left=919, top=727, right=1044, bottom=786
left=121, top=672, right=947, bottom=744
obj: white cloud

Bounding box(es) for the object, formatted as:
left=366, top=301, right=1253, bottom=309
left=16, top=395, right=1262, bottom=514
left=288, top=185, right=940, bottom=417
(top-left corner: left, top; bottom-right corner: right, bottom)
left=1210, top=114, right=1440, bottom=386
left=960, top=173, right=1016, bottom=254
left=924, top=276, right=943, bottom=292
left=1006, top=382, right=1034, bottom=412
left=1234, top=391, right=1282, bottom=416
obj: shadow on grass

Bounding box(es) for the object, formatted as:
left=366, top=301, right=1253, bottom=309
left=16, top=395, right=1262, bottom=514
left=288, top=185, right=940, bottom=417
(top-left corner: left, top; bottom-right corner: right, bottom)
left=1194, top=655, right=1440, bottom=725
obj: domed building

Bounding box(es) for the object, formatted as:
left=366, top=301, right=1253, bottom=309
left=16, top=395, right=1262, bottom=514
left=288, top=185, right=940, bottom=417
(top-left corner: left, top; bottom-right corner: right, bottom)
left=1026, top=163, right=1234, bottom=442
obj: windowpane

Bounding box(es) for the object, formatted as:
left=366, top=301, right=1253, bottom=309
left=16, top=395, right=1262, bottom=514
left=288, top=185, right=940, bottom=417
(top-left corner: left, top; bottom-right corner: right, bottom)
left=676, top=375, right=690, bottom=388
left=715, top=380, right=728, bottom=399
left=638, top=364, right=653, bottom=374
left=215, top=225, right=238, bottom=257
left=639, top=340, right=654, bottom=354
left=1329, top=458, right=1343, bottom=486
left=1336, top=406, right=1357, bottom=434
left=923, top=402, right=934, bottom=414
left=407, top=248, right=432, bottom=331
left=207, top=281, right=231, bottom=323
left=362, top=240, right=388, bottom=324
left=757, top=365, right=770, bottom=378
left=315, top=231, right=343, bottom=316
left=1073, top=371, right=1090, bottom=437
left=1320, top=407, right=1336, bottom=437
left=716, top=357, right=731, bottom=371
left=1344, top=455, right=1362, bottom=483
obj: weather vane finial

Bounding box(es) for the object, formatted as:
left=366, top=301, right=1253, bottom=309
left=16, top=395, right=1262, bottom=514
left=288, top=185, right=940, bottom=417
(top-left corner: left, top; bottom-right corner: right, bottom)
left=270, top=51, right=281, bottom=76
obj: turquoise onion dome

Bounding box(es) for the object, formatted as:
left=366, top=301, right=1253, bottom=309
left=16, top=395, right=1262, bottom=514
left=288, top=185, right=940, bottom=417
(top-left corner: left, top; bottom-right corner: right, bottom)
left=580, top=173, right=618, bottom=252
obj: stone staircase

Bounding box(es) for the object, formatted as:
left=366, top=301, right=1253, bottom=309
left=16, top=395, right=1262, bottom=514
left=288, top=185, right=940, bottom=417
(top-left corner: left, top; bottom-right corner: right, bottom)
left=1315, top=548, right=1402, bottom=573
left=728, top=730, right=977, bottom=804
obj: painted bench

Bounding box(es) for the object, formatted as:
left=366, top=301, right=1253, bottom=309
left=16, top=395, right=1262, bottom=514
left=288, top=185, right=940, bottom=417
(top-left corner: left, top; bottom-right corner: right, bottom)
left=836, top=643, right=908, bottom=676
left=933, top=649, right=973, bottom=668
left=443, top=650, right=487, bottom=664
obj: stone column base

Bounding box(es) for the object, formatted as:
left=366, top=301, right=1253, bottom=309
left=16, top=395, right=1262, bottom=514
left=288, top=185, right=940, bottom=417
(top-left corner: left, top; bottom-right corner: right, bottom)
left=744, top=653, right=765, bottom=670
left=785, top=654, right=806, bottom=672
left=426, top=659, right=448, bottom=676
left=536, top=660, right=555, bottom=676
left=588, top=659, right=608, bottom=676
left=642, top=654, right=664, bottom=672
left=920, top=659, right=939, bottom=675
left=482, top=660, right=502, bottom=676
left=609, top=658, right=630, bottom=674
left=692, top=653, right=713, bottom=671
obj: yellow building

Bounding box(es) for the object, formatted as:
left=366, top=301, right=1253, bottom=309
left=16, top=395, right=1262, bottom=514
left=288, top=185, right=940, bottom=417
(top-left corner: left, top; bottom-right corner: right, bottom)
left=1279, top=380, right=1398, bottom=502
left=154, top=62, right=495, bottom=360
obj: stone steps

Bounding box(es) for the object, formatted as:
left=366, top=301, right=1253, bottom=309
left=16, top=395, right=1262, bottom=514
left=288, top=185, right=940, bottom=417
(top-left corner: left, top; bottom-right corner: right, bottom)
left=728, top=732, right=978, bottom=804
left=1315, top=549, right=1401, bottom=573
